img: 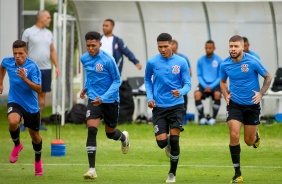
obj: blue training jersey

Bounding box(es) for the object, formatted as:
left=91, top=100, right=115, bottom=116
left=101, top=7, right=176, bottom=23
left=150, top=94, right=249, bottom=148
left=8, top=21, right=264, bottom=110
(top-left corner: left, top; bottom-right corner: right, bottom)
left=246, top=51, right=260, bottom=60
left=197, top=54, right=222, bottom=89
left=144, top=53, right=191, bottom=108
left=178, top=53, right=191, bottom=68
left=220, top=53, right=267, bottom=105
left=80, top=50, right=121, bottom=103
left=1, top=56, right=41, bottom=113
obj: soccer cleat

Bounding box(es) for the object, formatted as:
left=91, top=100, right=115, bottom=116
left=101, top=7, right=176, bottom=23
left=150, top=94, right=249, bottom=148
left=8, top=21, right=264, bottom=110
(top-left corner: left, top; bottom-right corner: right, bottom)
left=199, top=118, right=207, bottom=125
left=253, top=129, right=260, bottom=148
left=10, top=143, right=23, bottom=163
left=165, top=135, right=171, bottom=157
left=83, top=168, right=97, bottom=180
left=34, top=159, right=44, bottom=176
left=230, top=174, right=243, bottom=183
left=166, top=173, right=176, bottom=183
left=207, top=118, right=216, bottom=125
left=121, top=131, right=130, bottom=154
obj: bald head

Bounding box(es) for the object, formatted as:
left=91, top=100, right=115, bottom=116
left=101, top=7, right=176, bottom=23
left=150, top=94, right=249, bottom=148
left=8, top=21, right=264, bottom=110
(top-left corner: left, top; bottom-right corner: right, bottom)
left=36, top=10, right=51, bottom=28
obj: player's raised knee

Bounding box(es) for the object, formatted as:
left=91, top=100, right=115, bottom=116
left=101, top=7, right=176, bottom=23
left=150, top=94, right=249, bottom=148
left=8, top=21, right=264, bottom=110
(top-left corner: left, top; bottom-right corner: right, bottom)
left=156, top=139, right=168, bottom=149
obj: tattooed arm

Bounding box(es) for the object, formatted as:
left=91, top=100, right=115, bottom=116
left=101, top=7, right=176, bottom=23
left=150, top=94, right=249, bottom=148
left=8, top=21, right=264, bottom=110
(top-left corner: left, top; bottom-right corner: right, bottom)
left=252, top=72, right=272, bottom=104
left=260, top=72, right=272, bottom=96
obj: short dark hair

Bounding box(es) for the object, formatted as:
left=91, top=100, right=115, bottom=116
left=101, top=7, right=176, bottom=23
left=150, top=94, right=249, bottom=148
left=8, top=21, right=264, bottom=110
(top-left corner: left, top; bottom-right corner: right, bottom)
left=157, top=33, right=172, bottom=42
left=85, top=31, right=101, bottom=41
left=229, top=35, right=243, bottom=43
left=206, top=40, right=215, bottom=45
left=104, top=19, right=115, bottom=26
left=242, top=37, right=248, bottom=43
left=171, top=39, right=178, bottom=46
left=13, top=40, right=27, bottom=51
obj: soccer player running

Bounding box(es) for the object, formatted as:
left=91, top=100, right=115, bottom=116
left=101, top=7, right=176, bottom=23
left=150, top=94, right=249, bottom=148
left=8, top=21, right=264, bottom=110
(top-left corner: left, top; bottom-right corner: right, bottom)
left=144, top=33, right=191, bottom=183
left=220, top=35, right=272, bottom=183
left=0, top=40, right=43, bottom=176
left=79, top=31, right=129, bottom=180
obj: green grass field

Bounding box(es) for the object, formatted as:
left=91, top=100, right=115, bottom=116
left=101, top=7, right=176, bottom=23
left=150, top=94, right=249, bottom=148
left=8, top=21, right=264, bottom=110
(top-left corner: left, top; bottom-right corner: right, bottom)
left=0, top=105, right=281, bottom=184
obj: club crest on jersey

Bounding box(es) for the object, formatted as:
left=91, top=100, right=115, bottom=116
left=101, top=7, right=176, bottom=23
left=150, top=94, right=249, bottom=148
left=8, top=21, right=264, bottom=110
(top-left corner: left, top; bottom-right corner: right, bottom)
left=241, top=64, right=249, bottom=73
left=96, top=63, right=103, bottom=72
left=172, top=65, right=180, bottom=74
left=212, top=60, right=218, bottom=68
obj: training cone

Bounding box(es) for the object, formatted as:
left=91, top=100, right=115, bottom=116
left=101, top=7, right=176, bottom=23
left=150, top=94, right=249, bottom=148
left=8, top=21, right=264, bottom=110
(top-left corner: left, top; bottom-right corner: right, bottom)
left=51, top=139, right=66, bottom=156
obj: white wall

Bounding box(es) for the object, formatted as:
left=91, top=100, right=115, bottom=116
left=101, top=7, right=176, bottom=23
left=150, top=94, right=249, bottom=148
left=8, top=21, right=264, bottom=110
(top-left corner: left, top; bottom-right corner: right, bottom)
left=0, top=0, right=18, bottom=98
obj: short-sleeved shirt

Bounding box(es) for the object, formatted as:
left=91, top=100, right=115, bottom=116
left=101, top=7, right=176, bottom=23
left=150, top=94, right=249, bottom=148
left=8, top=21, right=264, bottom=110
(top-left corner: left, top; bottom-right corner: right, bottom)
left=1, top=57, right=41, bottom=113
left=144, top=54, right=191, bottom=108
left=80, top=50, right=121, bottom=103
left=22, top=25, right=53, bottom=70
left=220, top=53, right=267, bottom=105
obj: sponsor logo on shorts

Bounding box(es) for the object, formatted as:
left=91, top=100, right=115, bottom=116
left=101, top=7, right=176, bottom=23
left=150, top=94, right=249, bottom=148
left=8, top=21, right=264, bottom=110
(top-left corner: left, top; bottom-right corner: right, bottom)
left=154, top=125, right=159, bottom=133
left=7, top=107, right=13, bottom=113
left=254, top=120, right=259, bottom=124
left=226, top=111, right=229, bottom=118
left=86, top=110, right=90, bottom=118
left=172, top=65, right=180, bottom=74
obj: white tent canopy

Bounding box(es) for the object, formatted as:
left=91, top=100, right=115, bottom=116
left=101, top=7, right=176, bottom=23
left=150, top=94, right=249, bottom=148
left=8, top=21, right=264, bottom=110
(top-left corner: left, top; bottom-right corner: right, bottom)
left=54, top=0, right=282, bottom=124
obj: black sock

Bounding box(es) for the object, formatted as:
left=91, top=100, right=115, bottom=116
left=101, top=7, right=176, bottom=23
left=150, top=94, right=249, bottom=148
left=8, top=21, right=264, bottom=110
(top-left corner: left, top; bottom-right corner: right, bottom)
left=106, top=129, right=125, bottom=142
left=212, top=100, right=221, bottom=119
left=32, top=140, right=42, bottom=162
left=169, top=135, right=180, bottom=176
left=229, top=144, right=241, bottom=176
left=10, top=127, right=20, bottom=146
left=195, top=100, right=204, bottom=119
left=87, top=127, right=98, bottom=168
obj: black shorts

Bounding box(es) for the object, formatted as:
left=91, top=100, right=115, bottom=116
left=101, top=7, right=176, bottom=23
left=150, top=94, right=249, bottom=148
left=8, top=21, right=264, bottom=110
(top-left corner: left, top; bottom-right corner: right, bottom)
left=41, top=69, right=52, bottom=92
left=226, top=100, right=261, bottom=125
left=7, top=103, right=40, bottom=131
left=195, top=84, right=221, bottom=100
left=86, top=99, right=119, bottom=128
left=152, top=104, right=185, bottom=136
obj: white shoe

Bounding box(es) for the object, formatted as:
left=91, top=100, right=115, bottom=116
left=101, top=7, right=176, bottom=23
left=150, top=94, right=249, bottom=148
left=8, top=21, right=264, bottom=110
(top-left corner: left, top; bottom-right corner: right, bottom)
left=207, top=118, right=216, bottom=125
left=166, top=173, right=176, bottom=183
left=83, top=168, right=97, bottom=180
left=121, top=131, right=130, bottom=154
left=165, top=135, right=171, bottom=157
left=199, top=118, right=207, bottom=125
